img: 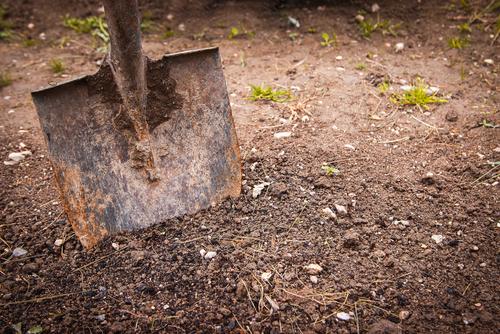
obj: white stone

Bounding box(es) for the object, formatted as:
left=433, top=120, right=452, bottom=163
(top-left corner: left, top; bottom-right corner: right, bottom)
left=204, top=251, right=217, bottom=260
left=273, top=132, right=291, bottom=139
left=252, top=182, right=270, bottom=198
left=304, top=263, right=323, bottom=274
left=261, top=272, right=273, bottom=282
left=484, top=59, right=494, bottom=65
left=54, top=239, right=64, bottom=247
left=336, top=312, right=351, bottom=321
left=395, top=42, right=404, bottom=52
left=310, top=275, right=318, bottom=284
left=431, top=234, right=444, bottom=244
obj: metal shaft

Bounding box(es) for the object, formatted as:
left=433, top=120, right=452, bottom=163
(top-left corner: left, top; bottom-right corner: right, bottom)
left=102, top=0, right=158, bottom=181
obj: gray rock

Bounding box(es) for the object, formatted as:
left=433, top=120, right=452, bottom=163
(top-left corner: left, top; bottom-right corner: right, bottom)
left=12, top=247, right=27, bottom=257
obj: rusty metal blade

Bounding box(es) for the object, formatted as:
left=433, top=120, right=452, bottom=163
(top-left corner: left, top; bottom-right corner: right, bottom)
left=32, top=47, right=241, bottom=248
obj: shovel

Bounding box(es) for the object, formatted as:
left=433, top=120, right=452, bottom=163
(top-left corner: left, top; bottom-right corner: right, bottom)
left=31, top=0, right=241, bottom=248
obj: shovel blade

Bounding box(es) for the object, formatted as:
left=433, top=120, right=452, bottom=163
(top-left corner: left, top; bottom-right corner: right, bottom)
left=32, top=47, right=241, bottom=248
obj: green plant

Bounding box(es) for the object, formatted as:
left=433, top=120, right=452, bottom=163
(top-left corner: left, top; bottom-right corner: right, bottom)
left=22, top=37, right=36, bottom=47
left=460, top=66, right=468, bottom=80
left=248, top=85, right=293, bottom=103
left=320, top=32, right=336, bottom=47
left=355, top=63, right=366, bottom=70
left=227, top=26, right=255, bottom=39
left=479, top=119, right=498, bottom=128
left=321, top=164, right=340, bottom=176
left=457, top=22, right=472, bottom=33
left=448, top=36, right=469, bottom=49
left=358, top=17, right=399, bottom=38
left=307, top=27, right=317, bottom=33
left=0, top=5, right=12, bottom=40
left=49, top=59, right=65, bottom=74
left=378, top=81, right=390, bottom=94
left=63, top=15, right=109, bottom=45
left=390, top=78, right=448, bottom=110
left=0, top=72, right=12, bottom=88
left=459, top=0, right=472, bottom=12
left=228, top=27, right=239, bottom=39
left=140, top=10, right=155, bottom=32
left=162, top=28, right=175, bottom=39
left=289, top=32, right=299, bottom=41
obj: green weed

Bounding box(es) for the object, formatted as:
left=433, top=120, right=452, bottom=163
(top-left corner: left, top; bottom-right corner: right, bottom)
left=320, top=32, right=336, bottom=47
left=479, top=119, right=498, bottom=128
left=162, top=28, right=175, bottom=39
left=459, top=0, right=472, bottom=12
left=460, top=66, right=468, bottom=80
left=22, top=37, right=36, bottom=47
left=63, top=15, right=109, bottom=45
left=355, top=63, right=366, bottom=70
left=0, top=72, right=12, bottom=88
left=390, top=78, right=447, bottom=110
left=0, top=5, right=12, bottom=40
left=49, top=59, right=65, bottom=74
left=321, top=164, right=340, bottom=176
left=378, top=81, right=390, bottom=94
left=248, top=85, right=292, bottom=103
left=140, top=10, right=155, bottom=32
left=448, top=36, right=469, bottom=49
left=289, top=32, right=299, bottom=41
left=457, top=22, right=472, bottom=33
left=307, top=27, right=317, bottom=33
left=358, top=18, right=399, bottom=38
left=228, top=26, right=254, bottom=40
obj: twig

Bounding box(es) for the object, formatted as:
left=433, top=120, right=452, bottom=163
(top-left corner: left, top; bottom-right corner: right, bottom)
left=73, top=247, right=127, bottom=272
left=470, top=164, right=499, bottom=186
left=378, top=136, right=410, bottom=144
left=0, top=292, right=78, bottom=306
left=410, top=115, right=443, bottom=131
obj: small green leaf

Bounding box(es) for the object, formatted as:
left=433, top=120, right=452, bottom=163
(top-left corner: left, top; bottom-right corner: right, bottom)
left=28, top=325, right=43, bottom=334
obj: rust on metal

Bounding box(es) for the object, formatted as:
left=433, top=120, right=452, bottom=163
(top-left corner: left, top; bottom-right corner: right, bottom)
left=32, top=47, right=241, bottom=248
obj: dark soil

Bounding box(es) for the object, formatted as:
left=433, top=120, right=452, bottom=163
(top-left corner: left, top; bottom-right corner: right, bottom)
left=1, top=0, right=499, bottom=333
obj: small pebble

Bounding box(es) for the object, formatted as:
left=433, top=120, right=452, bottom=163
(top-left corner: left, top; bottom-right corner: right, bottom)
left=395, top=42, right=404, bottom=52
left=399, top=310, right=410, bottom=320
left=371, top=3, right=380, bottom=13
left=204, top=251, right=217, bottom=260
left=336, top=312, right=351, bottom=321
left=273, top=132, right=291, bottom=139
left=471, top=245, right=479, bottom=251
left=334, top=204, right=348, bottom=216
left=310, top=275, right=318, bottom=284
left=304, top=263, right=323, bottom=275
left=484, top=59, right=494, bottom=65
left=12, top=247, right=27, bottom=257
left=54, top=239, right=64, bottom=247
left=431, top=234, right=444, bottom=244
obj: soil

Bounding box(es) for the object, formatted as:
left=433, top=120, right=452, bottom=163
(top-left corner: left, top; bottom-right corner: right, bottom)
left=1, top=0, right=499, bottom=333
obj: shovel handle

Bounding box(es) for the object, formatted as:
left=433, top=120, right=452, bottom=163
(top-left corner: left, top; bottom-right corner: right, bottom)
left=102, top=0, right=146, bottom=113
left=103, top=0, right=159, bottom=181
